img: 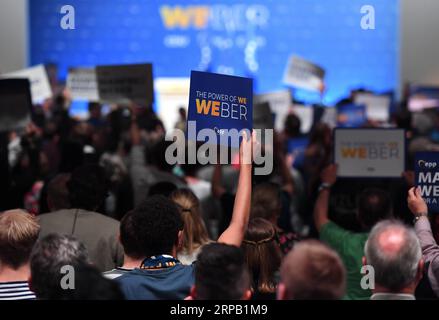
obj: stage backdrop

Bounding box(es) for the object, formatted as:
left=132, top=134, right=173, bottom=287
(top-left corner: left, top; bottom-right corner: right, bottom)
left=29, top=0, right=399, bottom=105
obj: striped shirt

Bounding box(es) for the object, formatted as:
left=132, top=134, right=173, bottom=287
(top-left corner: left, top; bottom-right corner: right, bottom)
left=0, top=281, right=36, bottom=300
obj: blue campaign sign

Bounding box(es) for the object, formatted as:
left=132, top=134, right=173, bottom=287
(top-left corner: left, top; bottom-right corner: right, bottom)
left=187, top=71, right=253, bottom=147
left=415, top=152, right=439, bottom=213
left=287, top=137, right=309, bottom=169
left=337, top=104, right=367, bottom=128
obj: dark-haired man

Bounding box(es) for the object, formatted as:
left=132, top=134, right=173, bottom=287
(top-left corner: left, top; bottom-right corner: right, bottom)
left=313, top=164, right=393, bottom=299
left=186, top=243, right=251, bottom=300
left=38, top=164, right=123, bottom=271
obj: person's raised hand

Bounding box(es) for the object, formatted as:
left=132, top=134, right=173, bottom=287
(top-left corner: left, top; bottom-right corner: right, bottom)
left=240, top=130, right=257, bottom=166
left=407, top=187, right=428, bottom=215
left=402, top=170, right=415, bottom=187
left=321, top=163, right=338, bottom=185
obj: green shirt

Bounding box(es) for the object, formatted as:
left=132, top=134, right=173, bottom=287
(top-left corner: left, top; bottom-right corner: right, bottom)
left=320, top=221, right=371, bottom=300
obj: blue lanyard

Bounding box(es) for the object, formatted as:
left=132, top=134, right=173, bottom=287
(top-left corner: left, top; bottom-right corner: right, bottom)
left=140, top=255, right=181, bottom=270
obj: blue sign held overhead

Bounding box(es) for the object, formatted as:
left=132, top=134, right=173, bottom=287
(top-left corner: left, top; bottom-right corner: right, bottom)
left=337, top=104, right=367, bottom=128
left=415, top=152, right=439, bottom=213
left=187, top=71, right=253, bottom=148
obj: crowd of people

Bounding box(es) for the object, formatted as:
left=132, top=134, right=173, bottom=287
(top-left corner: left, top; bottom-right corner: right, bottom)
left=1, top=85, right=439, bottom=300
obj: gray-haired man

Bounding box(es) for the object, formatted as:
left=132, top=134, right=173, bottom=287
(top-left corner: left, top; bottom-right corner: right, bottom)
left=363, top=220, right=424, bottom=300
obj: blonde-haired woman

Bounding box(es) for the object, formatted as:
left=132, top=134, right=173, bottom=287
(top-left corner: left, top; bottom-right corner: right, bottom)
left=170, top=189, right=210, bottom=264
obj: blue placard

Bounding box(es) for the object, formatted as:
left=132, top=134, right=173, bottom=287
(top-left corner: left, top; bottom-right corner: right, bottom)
left=287, top=137, right=309, bottom=169
left=337, top=104, right=367, bottom=128
left=187, top=71, right=253, bottom=147
left=415, top=152, right=439, bottom=213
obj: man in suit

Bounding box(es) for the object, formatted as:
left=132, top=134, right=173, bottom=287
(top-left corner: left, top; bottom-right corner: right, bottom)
left=38, top=165, right=123, bottom=272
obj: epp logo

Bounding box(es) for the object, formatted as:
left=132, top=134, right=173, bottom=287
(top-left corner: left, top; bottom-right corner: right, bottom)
left=214, top=127, right=225, bottom=135
left=418, top=160, right=437, bottom=169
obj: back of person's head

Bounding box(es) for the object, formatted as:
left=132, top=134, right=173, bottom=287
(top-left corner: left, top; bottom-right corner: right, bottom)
left=149, top=139, right=174, bottom=172
left=148, top=181, right=177, bottom=197
left=67, top=164, right=109, bottom=211
left=59, top=139, right=85, bottom=173
left=170, top=189, right=210, bottom=255
left=178, top=107, right=186, bottom=118
left=0, top=210, right=40, bottom=269
left=284, top=114, right=301, bottom=138
left=30, top=234, right=89, bottom=299
left=242, top=218, right=282, bottom=294
left=279, top=240, right=346, bottom=300
left=47, top=173, right=71, bottom=211
left=121, top=196, right=183, bottom=258
left=358, top=188, right=392, bottom=231
left=59, top=263, right=124, bottom=300
left=309, top=123, right=332, bottom=146
left=251, top=183, right=282, bottom=224
left=88, top=102, right=101, bottom=116
left=194, top=243, right=251, bottom=300
left=364, top=220, right=423, bottom=292
left=393, top=109, right=412, bottom=131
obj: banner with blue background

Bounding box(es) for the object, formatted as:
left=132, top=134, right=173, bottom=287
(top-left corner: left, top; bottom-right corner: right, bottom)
left=187, top=71, right=252, bottom=147
left=30, top=0, right=399, bottom=106
left=415, top=152, right=439, bottom=213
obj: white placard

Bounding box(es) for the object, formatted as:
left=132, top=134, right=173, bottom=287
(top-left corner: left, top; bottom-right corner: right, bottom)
left=66, top=67, right=99, bottom=101
left=1, top=64, right=52, bottom=104
left=283, top=56, right=325, bottom=92
left=254, top=89, right=292, bottom=130
left=354, top=93, right=391, bottom=122
left=334, top=129, right=405, bottom=178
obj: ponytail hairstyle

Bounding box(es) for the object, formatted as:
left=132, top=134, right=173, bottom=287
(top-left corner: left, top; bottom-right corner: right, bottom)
left=242, top=218, right=282, bottom=294
left=170, top=189, right=210, bottom=254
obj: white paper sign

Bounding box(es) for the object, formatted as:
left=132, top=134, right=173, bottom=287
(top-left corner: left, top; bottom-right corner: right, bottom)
left=1, top=65, right=52, bottom=104
left=283, top=56, right=325, bottom=92
left=254, top=90, right=292, bottom=130
left=334, top=129, right=405, bottom=178
left=66, top=68, right=99, bottom=101
left=96, top=63, right=153, bottom=105
left=354, top=93, right=391, bottom=122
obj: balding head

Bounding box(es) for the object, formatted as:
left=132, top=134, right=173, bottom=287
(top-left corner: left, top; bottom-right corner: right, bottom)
left=364, top=220, right=423, bottom=292
left=0, top=209, right=40, bottom=269
left=278, top=240, right=346, bottom=300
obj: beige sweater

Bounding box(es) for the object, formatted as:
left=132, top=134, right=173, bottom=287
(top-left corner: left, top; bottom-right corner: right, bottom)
left=38, top=209, right=124, bottom=272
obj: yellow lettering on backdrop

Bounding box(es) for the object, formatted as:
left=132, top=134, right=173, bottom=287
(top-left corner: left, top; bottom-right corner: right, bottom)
left=160, top=6, right=209, bottom=29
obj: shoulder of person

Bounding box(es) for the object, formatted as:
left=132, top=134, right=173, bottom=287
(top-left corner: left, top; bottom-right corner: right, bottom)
left=37, top=209, right=74, bottom=221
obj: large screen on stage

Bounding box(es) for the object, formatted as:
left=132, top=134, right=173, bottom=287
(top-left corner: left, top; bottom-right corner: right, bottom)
left=29, top=0, right=399, bottom=105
